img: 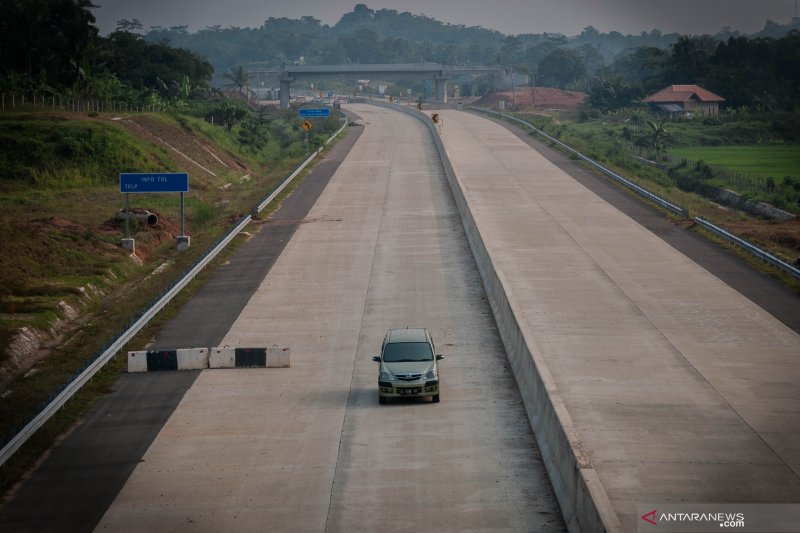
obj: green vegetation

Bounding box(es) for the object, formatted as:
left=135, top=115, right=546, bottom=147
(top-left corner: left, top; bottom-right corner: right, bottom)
left=0, top=109, right=346, bottom=489
left=0, top=0, right=345, bottom=402
left=1, top=0, right=214, bottom=109
left=513, top=110, right=800, bottom=216
left=0, top=117, right=174, bottom=189
left=668, top=145, right=800, bottom=180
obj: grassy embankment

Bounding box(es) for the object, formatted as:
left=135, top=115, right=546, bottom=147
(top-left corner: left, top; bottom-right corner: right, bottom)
left=517, top=111, right=800, bottom=200
left=0, top=106, right=342, bottom=491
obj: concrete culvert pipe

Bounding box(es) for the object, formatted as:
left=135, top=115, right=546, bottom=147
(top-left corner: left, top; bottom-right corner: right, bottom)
left=116, top=210, right=159, bottom=226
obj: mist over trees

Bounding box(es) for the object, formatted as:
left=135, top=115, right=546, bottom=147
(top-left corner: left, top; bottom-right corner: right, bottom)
left=136, top=4, right=800, bottom=111
left=2, top=2, right=799, bottom=112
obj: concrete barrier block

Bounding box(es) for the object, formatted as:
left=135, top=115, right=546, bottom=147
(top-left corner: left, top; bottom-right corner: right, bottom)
left=177, top=348, right=209, bottom=370
left=267, top=347, right=291, bottom=368
left=209, top=347, right=235, bottom=368
left=127, top=351, right=148, bottom=373
left=235, top=347, right=267, bottom=367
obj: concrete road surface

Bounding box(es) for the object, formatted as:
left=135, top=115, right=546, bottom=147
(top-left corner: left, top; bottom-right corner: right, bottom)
left=96, top=105, right=565, bottom=532
left=434, top=110, right=800, bottom=530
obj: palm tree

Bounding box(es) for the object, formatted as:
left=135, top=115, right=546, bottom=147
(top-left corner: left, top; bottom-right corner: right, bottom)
left=224, top=64, right=250, bottom=97
left=636, top=117, right=671, bottom=153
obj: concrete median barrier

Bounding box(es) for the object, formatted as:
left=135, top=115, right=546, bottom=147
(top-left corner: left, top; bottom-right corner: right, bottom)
left=267, top=346, right=291, bottom=367
left=127, top=351, right=149, bottom=373
left=208, top=347, right=290, bottom=368
left=128, top=349, right=208, bottom=372
left=128, top=346, right=290, bottom=370
left=176, top=348, right=209, bottom=370
left=209, top=347, right=235, bottom=368
left=362, top=99, right=622, bottom=532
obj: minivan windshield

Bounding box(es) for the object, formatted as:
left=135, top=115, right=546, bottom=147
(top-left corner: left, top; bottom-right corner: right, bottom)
left=383, top=342, right=433, bottom=362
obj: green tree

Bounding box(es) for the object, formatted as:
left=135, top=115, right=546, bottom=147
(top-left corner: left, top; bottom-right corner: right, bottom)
left=538, top=48, right=587, bottom=89
left=116, top=19, right=143, bottom=33
left=224, top=64, right=250, bottom=96
left=667, top=35, right=717, bottom=83
left=211, top=102, right=248, bottom=132
left=635, top=118, right=672, bottom=152
left=587, top=77, right=644, bottom=111
left=0, top=0, right=99, bottom=88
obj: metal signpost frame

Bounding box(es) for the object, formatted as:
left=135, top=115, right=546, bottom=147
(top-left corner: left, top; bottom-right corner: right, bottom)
left=119, top=172, right=191, bottom=251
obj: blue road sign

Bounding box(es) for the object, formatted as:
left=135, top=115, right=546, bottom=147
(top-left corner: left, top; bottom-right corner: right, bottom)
left=119, top=172, right=189, bottom=193
left=299, top=108, right=330, bottom=118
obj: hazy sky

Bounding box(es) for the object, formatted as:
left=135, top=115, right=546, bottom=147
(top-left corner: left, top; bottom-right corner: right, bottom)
left=91, top=0, right=797, bottom=36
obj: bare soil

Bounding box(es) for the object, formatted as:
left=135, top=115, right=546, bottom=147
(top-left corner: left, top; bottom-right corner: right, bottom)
left=719, top=218, right=800, bottom=265
left=475, top=87, right=588, bottom=110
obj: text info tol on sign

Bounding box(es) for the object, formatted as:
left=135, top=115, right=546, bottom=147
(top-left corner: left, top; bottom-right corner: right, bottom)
left=119, top=173, right=189, bottom=193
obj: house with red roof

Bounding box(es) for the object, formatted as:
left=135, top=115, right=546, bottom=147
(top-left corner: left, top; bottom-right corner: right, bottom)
left=642, top=85, right=725, bottom=115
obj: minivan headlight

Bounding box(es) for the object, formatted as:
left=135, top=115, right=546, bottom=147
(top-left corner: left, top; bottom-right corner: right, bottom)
left=380, top=368, right=395, bottom=382
left=424, top=367, right=437, bottom=380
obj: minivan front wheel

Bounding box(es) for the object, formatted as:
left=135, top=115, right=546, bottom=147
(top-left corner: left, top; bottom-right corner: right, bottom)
left=379, top=395, right=387, bottom=404
left=432, top=394, right=440, bottom=403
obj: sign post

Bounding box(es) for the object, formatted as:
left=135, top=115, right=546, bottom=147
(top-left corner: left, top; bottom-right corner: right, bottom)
left=301, top=119, right=313, bottom=154
left=119, top=172, right=190, bottom=251
left=298, top=108, right=330, bottom=118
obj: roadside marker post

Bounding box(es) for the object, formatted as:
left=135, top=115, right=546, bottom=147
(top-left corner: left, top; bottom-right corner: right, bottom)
left=301, top=118, right=314, bottom=154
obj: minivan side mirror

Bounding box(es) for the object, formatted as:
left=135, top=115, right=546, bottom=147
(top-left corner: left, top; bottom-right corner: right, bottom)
left=372, top=356, right=381, bottom=362
left=436, top=354, right=444, bottom=360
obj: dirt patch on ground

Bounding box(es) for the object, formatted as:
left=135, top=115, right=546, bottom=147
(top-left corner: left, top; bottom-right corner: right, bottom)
left=0, top=210, right=185, bottom=390
left=718, top=218, right=800, bottom=264
left=475, top=87, right=588, bottom=110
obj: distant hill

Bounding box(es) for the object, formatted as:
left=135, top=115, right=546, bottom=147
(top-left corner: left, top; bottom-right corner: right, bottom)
left=141, top=5, right=800, bottom=88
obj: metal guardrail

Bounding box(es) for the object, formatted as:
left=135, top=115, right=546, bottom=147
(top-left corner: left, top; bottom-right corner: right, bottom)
left=469, top=107, right=800, bottom=280
left=694, top=217, right=800, bottom=279
left=468, top=107, right=689, bottom=218
left=0, top=120, right=348, bottom=468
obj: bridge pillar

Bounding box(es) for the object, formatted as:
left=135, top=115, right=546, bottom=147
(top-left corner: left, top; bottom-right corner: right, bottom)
left=434, top=76, right=448, bottom=103
left=279, top=74, right=292, bottom=109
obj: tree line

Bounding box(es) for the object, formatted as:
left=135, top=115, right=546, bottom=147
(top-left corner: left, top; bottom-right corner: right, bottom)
left=2, top=1, right=799, bottom=113
left=0, top=0, right=214, bottom=106
left=587, top=33, right=800, bottom=112
left=140, top=4, right=800, bottom=111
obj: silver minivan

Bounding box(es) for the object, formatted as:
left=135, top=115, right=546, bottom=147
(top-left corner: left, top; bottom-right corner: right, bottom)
left=372, top=328, right=444, bottom=404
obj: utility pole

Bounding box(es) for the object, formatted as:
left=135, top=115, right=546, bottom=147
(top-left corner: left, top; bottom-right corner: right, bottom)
left=510, top=65, right=516, bottom=107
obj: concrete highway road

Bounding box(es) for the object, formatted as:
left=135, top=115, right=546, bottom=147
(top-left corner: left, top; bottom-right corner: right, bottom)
left=434, top=109, right=800, bottom=530
left=94, top=105, right=565, bottom=531
left=6, top=101, right=797, bottom=533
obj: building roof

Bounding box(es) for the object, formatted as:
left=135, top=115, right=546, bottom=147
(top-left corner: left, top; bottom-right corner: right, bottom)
left=643, top=85, right=725, bottom=104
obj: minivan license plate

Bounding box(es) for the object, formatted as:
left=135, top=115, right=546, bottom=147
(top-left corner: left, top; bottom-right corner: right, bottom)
left=399, top=388, right=419, bottom=395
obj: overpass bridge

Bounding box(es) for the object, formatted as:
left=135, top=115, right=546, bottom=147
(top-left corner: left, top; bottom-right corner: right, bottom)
left=247, top=63, right=503, bottom=107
